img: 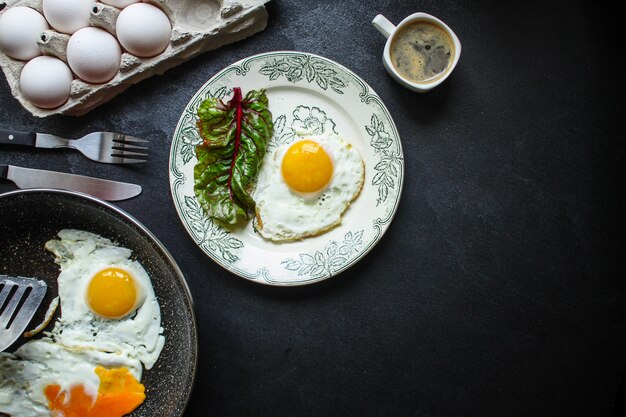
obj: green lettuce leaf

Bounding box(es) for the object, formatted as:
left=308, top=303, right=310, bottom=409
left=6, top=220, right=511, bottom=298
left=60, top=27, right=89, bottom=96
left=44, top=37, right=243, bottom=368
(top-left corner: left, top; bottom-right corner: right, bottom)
left=194, top=88, right=273, bottom=224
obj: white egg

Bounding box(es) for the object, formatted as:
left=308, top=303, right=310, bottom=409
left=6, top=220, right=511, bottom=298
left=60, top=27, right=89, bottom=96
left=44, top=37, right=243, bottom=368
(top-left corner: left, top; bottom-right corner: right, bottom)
left=44, top=229, right=165, bottom=369
left=19, top=56, right=73, bottom=108
left=101, top=0, right=141, bottom=8
left=42, top=0, right=95, bottom=34
left=252, top=132, right=365, bottom=241
left=0, top=7, right=48, bottom=61
left=67, top=27, right=121, bottom=84
left=115, top=2, right=171, bottom=58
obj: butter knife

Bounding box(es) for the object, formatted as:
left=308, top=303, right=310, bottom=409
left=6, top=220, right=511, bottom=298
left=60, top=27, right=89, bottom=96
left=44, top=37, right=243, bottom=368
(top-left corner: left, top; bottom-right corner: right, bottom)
left=0, top=165, right=141, bottom=201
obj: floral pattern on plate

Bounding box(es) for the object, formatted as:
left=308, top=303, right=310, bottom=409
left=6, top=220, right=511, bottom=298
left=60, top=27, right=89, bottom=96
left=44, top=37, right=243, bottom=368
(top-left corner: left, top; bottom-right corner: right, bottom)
left=169, top=51, right=404, bottom=286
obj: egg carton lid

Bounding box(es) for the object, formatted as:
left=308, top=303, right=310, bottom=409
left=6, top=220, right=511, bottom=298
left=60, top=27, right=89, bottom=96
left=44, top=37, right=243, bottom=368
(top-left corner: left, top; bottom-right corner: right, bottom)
left=0, top=0, right=270, bottom=117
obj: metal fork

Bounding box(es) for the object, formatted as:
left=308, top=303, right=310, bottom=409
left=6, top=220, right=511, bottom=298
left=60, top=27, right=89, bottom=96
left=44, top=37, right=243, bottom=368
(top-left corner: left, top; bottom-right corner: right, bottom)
left=0, top=275, right=48, bottom=351
left=0, top=129, right=148, bottom=164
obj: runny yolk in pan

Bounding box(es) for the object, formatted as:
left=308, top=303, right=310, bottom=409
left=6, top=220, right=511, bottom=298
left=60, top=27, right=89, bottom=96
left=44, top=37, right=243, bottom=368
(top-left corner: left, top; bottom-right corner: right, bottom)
left=45, top=366, right=145, bottom=417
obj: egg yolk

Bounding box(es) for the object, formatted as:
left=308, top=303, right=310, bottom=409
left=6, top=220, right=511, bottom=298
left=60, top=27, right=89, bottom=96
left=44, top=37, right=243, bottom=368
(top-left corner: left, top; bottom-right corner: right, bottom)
left=87, top=267, right=137, bottom=319
left=281, top=140, right=333, bottom=193
left=45, top=366, right=145, bottom=417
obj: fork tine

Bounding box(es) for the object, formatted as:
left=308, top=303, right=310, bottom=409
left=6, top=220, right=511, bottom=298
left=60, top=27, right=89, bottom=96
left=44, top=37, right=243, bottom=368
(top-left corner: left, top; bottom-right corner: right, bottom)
left=112, top=150, right=148, bottom=158
left=109, top=134, right=149, bottom=164
left=110, top=157, right=148, bottom=164
left=112, top=134, right=149, bottom=144
left=111, top=143, right=149, bottom=151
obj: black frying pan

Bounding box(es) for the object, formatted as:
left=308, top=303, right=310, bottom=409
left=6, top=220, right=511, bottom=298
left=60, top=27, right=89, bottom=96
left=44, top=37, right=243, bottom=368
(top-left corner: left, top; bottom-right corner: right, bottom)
left=0, top=189, right=197, bottom=417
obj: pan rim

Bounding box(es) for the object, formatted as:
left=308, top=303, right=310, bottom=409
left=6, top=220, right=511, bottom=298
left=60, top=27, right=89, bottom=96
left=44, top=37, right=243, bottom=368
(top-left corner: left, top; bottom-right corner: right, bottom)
left=0, top=187, right=198, bottom=417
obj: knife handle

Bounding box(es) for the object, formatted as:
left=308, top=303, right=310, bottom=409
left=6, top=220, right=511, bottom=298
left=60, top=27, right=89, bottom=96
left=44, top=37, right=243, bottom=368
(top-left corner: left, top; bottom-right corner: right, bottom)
left=0, top=164, right=8, bottom=179
left=0, top=129, right=36, bottom=147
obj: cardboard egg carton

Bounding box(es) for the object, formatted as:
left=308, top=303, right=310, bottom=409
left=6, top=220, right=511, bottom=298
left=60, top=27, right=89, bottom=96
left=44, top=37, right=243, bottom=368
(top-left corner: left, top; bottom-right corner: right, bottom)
left=0, top=0, right=269, bottom=117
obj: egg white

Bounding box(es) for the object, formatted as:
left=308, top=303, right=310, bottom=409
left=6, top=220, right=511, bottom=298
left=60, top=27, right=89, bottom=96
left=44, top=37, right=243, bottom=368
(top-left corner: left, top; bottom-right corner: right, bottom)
left=252, top=132, right=365, bottom=241
left=0, top=339, right=142, bottom=417
left=44, top=229, right=165, bottom=369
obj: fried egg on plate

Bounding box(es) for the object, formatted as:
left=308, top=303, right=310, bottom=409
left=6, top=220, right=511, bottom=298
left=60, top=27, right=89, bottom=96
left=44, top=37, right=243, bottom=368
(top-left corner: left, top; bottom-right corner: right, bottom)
left=0, top=339, right=144, bottom=417
left=252, top=132, right=365, bottom=241
left=44, top=229, right=165, bottom=369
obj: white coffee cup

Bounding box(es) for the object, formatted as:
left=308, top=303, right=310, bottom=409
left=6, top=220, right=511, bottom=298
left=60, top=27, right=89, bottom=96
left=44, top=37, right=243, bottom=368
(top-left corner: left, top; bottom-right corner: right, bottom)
left=372, top=13, right=461, bottom=92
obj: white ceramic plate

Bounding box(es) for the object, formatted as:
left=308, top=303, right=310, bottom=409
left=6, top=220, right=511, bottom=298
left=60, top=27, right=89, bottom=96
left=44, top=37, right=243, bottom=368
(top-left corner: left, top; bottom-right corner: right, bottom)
left=169, top=51, right=404, bottom=286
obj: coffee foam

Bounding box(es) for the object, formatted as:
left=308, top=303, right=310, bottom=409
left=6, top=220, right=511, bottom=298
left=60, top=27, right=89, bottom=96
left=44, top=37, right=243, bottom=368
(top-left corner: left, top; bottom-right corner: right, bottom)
left=390, top=20, right=454, bottom=84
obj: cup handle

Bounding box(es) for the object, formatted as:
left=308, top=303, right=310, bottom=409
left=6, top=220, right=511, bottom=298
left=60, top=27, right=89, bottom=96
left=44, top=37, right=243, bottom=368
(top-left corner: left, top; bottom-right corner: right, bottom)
left=372, top=14, right=396, bottom=38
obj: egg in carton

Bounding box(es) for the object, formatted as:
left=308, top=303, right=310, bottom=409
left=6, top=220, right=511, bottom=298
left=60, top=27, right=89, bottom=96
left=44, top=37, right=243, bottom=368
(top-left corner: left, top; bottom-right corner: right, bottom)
left=0, top=0, right=270, bottom=117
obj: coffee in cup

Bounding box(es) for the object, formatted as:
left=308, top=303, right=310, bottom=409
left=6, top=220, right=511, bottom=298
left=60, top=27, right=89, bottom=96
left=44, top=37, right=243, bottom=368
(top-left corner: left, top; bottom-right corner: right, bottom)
left=372, top=13, right=461, bottom=92
left=389, top=20, right=455, bottom=84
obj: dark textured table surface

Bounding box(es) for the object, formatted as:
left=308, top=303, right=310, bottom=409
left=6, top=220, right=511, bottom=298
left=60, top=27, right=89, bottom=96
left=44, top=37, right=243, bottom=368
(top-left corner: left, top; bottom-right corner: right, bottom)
left=1, top=1, right=625, bottom=416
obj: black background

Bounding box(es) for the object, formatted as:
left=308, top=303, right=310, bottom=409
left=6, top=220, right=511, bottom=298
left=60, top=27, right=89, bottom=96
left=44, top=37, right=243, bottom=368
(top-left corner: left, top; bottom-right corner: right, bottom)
left=1, top=1, right=624, bottom=416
